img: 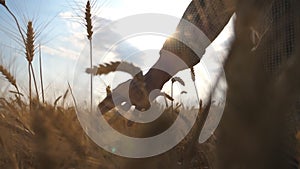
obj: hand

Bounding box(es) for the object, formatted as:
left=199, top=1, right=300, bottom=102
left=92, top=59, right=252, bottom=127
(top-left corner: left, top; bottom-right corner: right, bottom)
left=98, top=75, right=151, bottom=115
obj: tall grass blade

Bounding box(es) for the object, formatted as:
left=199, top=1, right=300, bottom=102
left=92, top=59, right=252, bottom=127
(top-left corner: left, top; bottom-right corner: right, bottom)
left=39, top=44, right=45, bottom=103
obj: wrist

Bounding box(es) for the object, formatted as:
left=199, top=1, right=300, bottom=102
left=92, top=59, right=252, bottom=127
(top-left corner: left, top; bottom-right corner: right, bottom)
left=144, top=68, right=172, bottom=91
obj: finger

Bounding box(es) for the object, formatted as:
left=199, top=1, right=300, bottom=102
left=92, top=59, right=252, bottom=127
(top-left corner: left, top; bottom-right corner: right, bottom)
left=98, top=95, right=115, bottom=115
left=117, top=102, right=132, bottom=112
left=98, top=93, right=128, bottom=115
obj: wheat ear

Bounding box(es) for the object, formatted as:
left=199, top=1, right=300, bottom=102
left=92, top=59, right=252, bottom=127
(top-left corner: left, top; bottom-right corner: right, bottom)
left=85, top=0, right=93, bottom=40
left=85, top=0, right=94, bottom=113
left=0, top=65, right=20, bottom=94
left=86, top=61, right=143, bottom=78
left=0, top=0, right=5, bottom=6
left=26, top=21, right=40, bottom=103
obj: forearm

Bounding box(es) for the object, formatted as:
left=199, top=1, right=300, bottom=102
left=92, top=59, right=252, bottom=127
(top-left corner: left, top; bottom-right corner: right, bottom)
left=145, top=0, right=236, bottom=91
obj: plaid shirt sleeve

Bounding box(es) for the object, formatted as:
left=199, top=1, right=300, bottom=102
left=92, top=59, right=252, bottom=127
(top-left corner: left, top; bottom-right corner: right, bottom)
left=159, top=0, right=235, bottom=68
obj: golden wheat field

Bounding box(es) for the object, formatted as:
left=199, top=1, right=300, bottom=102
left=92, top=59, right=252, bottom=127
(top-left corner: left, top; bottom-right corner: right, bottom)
left=0, top=98, right=218, bottom=169
left=1, top=0, right=300, bottom=169
left=0, top=97, right=299, bottom=168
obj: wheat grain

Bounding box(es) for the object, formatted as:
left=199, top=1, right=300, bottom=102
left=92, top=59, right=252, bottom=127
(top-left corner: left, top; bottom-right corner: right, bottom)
left=25, top=21, right=40, bottom=103
left=0, top=0, right=5, bottom=6
left=0, top=65, right=17, bottom=88
left=85, top=0, right=93, bottom=40
left=86, top=61, right=142, bottom=77
left=190, top=67, right=196, bottom=82
left=0, top=65, right=20, bottom=97
left=26, top=21, right=34, bottom=63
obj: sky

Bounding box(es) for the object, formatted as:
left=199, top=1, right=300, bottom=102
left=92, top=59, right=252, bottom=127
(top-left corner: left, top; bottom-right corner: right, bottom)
left=0, top=0, right=234, bottom=106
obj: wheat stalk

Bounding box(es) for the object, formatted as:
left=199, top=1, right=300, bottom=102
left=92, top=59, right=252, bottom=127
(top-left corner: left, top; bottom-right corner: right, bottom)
left=1, top=2, right=55, bottom=107
left=0, top=65, right=20, bottom=95
left=0, top=1, right=26, bottom=44
left=170, top=76, right=185, bottom=109
left=0, top=65, right=16, bottom=88
left=66, top=0, right=108, bottom=112
left=1, top=3, right=40, bottom=108
left=85, top=0, right=93, bottom=40
left=86, top=61, right=143, bottom=78
left=171, top=77, right=185, bottom=86
left=39, top=44, right=45, bottom=103
left=25, top=21, right=40, bottom=105
left=190, top=67, right=200, bottom=103
left=84, top=0, right=94, bottom=113
left=190, top=67, right=196, bottom=81
left=62, top=89, right=69, bottom=107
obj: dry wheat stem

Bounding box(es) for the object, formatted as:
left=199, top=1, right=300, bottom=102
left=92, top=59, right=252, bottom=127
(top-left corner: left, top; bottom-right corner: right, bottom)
left=28, top=64, right=32, bottom=108
left=89, top=39, right=93, bottom=113
left=171, top=80, right=174, bottom=109
left=30, top=64, right=39, bottom=101
left=39, top=44, right=45, bottom=103
left=62, top=89, right=69, bottom=107
left=3, top=3, right=43, bottom=105
left=190, top=67, right=200, bottom=103
left=26, top=21, right=40, bottom=103
left=1, top=3, right=39, bottom=107
left=0, top=3, right=26, bottom=45
left=85, top=0, right=94, bottom=113
left=170, top=76, right=185, bottom=109
left=68, top=82, right=78, bottom=110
